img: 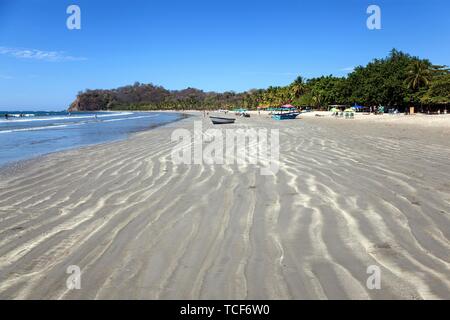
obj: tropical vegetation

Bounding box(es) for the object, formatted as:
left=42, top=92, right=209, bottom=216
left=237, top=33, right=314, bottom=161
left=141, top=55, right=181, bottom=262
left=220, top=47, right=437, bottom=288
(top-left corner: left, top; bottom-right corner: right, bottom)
left=69, top=49, right=449, bottom=113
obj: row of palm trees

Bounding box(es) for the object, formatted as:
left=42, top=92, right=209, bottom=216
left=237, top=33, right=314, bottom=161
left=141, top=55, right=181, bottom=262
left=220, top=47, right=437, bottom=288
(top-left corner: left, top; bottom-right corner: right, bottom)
left=117, top=59, right=447, bottom=111
left=245, top=62, right=446, bottom=110
left=240, top=76, right=307, bottom=108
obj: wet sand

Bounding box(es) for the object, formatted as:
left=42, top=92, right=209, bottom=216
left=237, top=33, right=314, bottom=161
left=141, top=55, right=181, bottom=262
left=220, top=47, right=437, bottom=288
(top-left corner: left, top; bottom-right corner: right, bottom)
left=0, top=114, right=449, bottom=299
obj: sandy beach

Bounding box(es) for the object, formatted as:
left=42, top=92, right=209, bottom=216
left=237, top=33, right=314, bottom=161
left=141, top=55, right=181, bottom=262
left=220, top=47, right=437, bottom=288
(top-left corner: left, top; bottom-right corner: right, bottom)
left=0, top=113, right=449, bottom=300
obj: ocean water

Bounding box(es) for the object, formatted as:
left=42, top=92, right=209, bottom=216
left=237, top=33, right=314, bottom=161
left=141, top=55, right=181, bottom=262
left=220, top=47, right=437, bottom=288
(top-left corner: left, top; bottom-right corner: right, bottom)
left=0, top=111, right=184, bottom=167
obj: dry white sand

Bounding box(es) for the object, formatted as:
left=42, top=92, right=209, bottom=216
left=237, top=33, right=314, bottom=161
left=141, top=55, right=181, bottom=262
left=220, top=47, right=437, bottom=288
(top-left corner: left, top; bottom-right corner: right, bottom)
left=302, top=111, right=450, bottom=127
left=0, top=113, right=449, bottom=299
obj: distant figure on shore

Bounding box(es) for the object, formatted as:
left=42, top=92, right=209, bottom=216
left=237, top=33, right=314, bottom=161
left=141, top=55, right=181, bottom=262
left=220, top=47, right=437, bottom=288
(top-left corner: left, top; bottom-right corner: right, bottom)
left=4, top=114, right=8, bottom=120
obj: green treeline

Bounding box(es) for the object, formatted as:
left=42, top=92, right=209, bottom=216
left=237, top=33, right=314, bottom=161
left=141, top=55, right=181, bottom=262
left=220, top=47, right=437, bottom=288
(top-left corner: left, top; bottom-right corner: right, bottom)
left=69, top=49, right=449, bottom=112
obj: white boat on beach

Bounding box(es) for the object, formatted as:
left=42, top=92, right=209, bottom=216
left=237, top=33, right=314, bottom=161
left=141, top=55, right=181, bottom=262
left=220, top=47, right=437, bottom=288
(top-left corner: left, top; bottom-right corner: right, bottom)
left=209, top=116, right=236, bottom=125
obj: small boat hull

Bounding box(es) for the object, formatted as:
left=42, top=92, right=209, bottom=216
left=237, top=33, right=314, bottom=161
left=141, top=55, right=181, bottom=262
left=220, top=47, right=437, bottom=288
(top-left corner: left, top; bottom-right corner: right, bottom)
left=210, top=116, right=236, bottom=125
left=272, top=113, right=300, bottom=120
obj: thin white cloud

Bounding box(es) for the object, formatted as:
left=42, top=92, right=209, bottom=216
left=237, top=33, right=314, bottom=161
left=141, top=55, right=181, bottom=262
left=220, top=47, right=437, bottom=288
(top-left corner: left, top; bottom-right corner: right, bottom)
left=340, top=66, right=354, bottom=72
left=0, top=46, right=86, bottom=62
left=0, top=74, right=13, bottom=79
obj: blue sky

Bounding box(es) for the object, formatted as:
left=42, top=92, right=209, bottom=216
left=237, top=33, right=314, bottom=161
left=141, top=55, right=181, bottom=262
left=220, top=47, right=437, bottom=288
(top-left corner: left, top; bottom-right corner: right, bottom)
left=1, top=0, right=449, bottom=110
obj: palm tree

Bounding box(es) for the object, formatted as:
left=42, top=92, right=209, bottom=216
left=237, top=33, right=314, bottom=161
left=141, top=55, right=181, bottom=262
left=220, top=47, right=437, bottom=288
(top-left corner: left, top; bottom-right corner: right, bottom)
left=404, top=61, right=434, bottom=113
left=290, top=76, right=306, bottom=101
left=280, top=88, right=290, bottom=105
left=405, top=61, right=432, bottom=91
left=312, top=92, right=324, bottom=109
left=263, top=86, right=275, bottom=105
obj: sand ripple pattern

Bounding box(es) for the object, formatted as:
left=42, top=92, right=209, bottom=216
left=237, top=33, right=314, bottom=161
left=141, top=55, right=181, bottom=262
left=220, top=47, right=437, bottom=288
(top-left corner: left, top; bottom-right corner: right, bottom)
left=0, top=116, right=449, bottom=299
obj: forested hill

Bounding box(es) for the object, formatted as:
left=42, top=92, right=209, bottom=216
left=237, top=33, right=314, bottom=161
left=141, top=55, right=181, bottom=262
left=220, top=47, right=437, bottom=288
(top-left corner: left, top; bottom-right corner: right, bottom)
left=69, top=50, right=450, bottom=112
left=69, top=85, right=249, bottom=111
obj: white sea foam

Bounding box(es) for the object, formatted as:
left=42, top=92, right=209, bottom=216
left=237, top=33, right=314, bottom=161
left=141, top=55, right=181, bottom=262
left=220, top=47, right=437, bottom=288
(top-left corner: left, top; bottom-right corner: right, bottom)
left=102, top=115, right=158, bottom=122
left=0, top=114, right=158, bottom=134
left=0, top=112, right=133, bottom=123
left=0, top=124, right=70, bottom=134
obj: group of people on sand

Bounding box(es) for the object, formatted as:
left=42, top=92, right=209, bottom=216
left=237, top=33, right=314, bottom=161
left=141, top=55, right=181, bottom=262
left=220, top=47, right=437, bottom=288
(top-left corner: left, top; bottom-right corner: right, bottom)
left=3, top=113, right=28, bottom=119
left=3, top=113, right=19, bottom=120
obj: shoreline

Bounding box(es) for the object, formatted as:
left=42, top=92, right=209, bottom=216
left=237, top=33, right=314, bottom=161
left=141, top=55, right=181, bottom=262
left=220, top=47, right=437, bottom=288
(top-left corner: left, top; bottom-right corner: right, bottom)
left=0, top=111, right=192, bottom=173
left=0, top=115, right=449, bottom=299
